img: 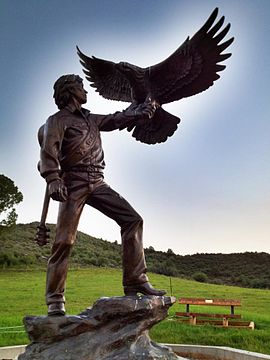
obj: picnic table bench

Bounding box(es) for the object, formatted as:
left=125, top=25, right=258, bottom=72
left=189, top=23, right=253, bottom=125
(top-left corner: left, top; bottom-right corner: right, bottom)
left=175, top=298, right=254, bottom=329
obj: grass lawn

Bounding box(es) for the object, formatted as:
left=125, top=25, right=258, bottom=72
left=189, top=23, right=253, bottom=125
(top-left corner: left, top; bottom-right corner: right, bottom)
left=0, top=267, right=270, bottom=355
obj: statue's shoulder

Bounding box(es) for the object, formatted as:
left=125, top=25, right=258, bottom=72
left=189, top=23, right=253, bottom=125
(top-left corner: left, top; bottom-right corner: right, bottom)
left=49, top=108, right=66, bottom=120
left=45, top=109, right=68, bottom=126
left=37, top=124, right=45, bottom=146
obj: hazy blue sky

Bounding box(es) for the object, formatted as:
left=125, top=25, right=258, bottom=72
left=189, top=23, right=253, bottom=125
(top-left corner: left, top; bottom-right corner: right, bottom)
left=0, top=0, right=269, bottom=255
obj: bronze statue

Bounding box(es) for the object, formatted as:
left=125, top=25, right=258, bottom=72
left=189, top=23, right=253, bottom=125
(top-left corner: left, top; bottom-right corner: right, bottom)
left=77, top=8, right=233, bottom=144
left=37, top=75, right=165, bottom=316
left=37, top=8, right=233, bottom=316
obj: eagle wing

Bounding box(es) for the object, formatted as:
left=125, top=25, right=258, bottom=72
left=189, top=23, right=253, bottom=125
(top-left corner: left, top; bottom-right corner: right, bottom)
left=77, top=47, right=133, bottom=102
left=148, top=8, right=234, bottom=104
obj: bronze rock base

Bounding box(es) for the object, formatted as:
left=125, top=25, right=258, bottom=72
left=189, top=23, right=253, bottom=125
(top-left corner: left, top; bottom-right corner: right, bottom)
left=18, top=295, right=186, bottom=359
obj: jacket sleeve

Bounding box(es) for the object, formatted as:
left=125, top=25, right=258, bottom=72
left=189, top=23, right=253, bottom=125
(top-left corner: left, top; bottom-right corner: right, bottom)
left=38, top=115, right=65, bottom=183
left=93, top=104, right=148, bottom=131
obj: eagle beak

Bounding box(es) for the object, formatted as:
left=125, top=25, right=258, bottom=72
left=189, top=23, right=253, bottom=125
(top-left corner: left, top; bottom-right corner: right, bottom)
left=115, top=63, right=125, bottom=74
left=116, top=62, right=130, bottom=74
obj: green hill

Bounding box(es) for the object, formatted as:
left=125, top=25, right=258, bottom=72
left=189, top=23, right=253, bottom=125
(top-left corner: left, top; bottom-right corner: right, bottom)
left=0, top=222, right=269, bottom=289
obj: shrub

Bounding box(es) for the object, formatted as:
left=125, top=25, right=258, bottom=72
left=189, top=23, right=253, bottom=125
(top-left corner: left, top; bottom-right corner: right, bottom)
left=192, top=271, right=208, bottom=283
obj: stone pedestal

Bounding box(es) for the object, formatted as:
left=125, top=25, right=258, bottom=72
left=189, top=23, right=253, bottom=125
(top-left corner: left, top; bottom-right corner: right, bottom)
left=18, top=295, right=186, bottom=359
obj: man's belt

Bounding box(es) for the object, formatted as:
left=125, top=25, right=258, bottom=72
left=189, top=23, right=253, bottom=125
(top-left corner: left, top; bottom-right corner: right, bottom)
left=63, top=165, right=103, bottom=173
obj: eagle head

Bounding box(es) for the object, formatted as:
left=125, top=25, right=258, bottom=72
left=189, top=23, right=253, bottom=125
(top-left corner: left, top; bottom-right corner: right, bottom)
left=115, top=62, right=134, bottom=75
left=115, top=62, right=146, bottom=101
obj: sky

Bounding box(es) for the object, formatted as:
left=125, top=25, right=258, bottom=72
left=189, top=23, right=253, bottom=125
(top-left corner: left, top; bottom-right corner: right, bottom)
left=0, top=0, right=269, bottom=255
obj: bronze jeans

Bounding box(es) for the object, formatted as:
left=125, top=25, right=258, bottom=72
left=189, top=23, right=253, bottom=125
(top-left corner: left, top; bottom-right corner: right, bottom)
left=46, top=173, right=148, bottom=304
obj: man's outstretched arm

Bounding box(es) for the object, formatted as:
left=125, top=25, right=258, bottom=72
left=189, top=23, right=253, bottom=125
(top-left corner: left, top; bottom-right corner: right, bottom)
left=94, top=100, right=158, bottom=131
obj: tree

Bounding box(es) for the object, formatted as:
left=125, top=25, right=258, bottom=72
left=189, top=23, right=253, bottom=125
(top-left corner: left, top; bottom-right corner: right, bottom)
left=0, top=174, right=23, bottom=226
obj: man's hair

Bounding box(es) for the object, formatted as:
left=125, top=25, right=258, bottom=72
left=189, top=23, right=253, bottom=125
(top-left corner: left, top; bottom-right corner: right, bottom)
left=53, top=74, right=83, bottom=109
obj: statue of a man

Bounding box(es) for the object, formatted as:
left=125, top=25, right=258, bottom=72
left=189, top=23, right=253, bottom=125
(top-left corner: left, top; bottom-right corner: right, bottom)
left=38, top=74, right=166, bottom=316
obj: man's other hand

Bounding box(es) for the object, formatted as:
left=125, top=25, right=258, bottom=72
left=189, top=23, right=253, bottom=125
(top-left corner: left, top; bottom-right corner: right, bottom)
left=48, top=179, right=68, bottom=202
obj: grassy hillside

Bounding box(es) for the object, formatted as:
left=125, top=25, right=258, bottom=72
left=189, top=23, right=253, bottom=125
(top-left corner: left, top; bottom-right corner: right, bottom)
left=0, top=268, right=270, bottom=355
left=0, top=223, right=270, bottom=289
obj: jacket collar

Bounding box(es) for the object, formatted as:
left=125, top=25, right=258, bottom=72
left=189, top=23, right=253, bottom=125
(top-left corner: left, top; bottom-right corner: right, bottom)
left=64, top=104, right=90, bottom=116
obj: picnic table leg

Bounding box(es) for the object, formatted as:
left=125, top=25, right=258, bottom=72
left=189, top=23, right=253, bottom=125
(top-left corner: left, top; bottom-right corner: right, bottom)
left=230, top=305, right=234, bottom=315
left=190, top=315, right=196, bottom=325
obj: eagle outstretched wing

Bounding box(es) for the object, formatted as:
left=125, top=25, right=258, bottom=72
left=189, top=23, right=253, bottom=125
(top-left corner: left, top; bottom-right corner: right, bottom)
left=77, top=53, right=133, bottom=102
left=149, top=7, right=234, bottom=104
left=77, top=8, right=233, bottom=144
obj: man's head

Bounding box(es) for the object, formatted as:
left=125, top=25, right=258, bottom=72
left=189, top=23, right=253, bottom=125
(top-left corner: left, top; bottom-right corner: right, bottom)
left=53, top=74, right=87, bottom=109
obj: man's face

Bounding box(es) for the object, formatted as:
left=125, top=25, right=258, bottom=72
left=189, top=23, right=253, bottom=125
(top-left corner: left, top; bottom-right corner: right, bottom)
left=70, top=82, right=88, bottom=104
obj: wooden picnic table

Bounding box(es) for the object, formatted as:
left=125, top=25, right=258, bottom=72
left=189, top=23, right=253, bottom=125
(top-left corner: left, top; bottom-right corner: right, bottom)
left=179, top=297, right=241, bottom=315
left=175, top=297, right=254, bottom=329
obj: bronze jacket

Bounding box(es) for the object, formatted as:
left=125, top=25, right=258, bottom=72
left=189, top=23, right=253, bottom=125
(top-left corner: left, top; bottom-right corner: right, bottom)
left=38, top=104, right=142, bottom=183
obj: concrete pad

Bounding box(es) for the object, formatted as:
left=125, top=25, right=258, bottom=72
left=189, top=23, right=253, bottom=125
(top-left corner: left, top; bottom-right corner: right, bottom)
left=0, top=345, right=26, bottom=360
left=165, top=344, right=270, bottom=360
left=1, top=344, right=270, bottom=360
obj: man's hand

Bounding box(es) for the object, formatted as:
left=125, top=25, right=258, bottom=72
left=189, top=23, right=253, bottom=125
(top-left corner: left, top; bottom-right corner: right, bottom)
left=135, top=99, right=160, bottom=119
left=125, top=99, right=159, bottom=119
left=48, top=179, right=68, bottom=202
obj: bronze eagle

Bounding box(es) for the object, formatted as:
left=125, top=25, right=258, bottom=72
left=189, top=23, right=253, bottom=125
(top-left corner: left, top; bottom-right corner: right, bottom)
left=77, top=8, right=234, bottom=145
